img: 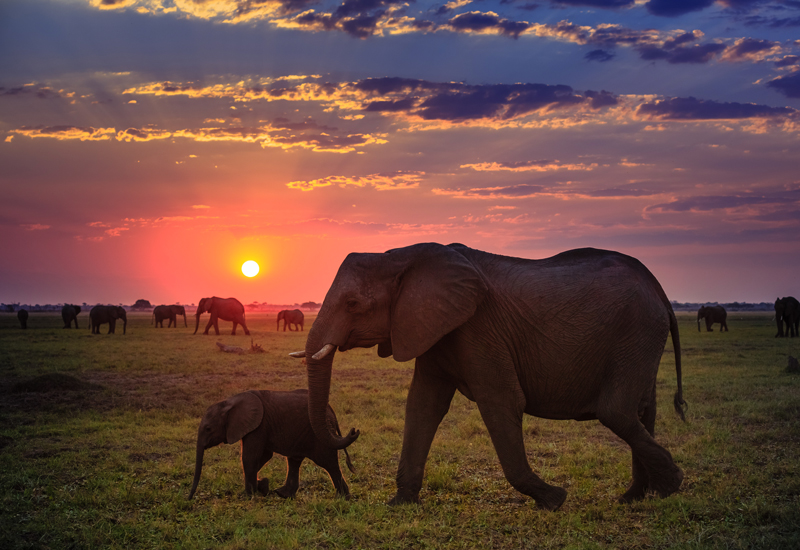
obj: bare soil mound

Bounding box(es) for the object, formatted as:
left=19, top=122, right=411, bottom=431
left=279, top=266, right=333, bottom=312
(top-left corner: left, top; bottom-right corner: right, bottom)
left=12, top=373, right=103, bottom=393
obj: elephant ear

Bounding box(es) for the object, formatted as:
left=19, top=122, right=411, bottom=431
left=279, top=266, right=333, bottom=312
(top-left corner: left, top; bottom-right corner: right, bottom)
left=390, top=243, right=487, bottom=362
left=225, top=392, right=263, bottom=444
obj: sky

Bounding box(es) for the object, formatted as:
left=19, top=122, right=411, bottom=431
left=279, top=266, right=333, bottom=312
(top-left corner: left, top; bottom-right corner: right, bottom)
left=1, top=0, right=799, bottom=306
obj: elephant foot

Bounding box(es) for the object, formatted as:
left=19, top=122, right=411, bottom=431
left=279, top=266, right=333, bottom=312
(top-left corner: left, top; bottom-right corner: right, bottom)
left=257, top=478, right=270, bottom=496
left=534, top=485, right=567, bottom=511
left=618, top=480, right=648, bottom=504
left=387, top=491, right=421, bottom=506
left=648, top=465, right=684, bottom=498
left=274, top=485, right=298, bottom=499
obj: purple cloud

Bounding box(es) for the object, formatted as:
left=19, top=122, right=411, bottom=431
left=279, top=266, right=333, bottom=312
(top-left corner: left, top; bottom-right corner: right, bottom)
left=638, top=96, right=796, bottom=120
left=645, top=0, right=715, bottom=17
left=767, top=72, right=800, bottom=99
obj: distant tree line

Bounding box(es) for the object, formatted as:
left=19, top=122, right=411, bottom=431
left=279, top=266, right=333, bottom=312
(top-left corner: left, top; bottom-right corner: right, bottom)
left=670, top=301, right=774, bottom=312
left=2, top=300, right=322, bottom=313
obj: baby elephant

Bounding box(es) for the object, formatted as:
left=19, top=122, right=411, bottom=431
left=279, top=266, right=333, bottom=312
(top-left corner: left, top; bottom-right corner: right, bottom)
left=189, top=389, right=358, bottom=500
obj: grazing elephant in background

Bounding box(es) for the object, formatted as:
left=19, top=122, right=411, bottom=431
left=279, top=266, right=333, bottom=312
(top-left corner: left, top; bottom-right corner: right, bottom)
left=697, top=305, right=728, bottom=332
left=189, top=389, right=356, bottom=500
left=775, top=296, right=800, bottom=338
left=152, top=305, right=187, bottom=328
left=17, top=309, right=28, bottom=329
left=194, top=297, right=250, bottom=335
left=89, top=305, right=127, bottom=335
left=290, top=243, right=685, bottom=510
left=61, top=304, right=81, bottom=329
left=277, top=309, right=305, bottom=332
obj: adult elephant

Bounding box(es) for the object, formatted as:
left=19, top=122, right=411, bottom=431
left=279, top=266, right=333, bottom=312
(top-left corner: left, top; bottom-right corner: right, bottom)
left=277, top=309, right=304, bottom=332
left=290, top=243, right=686, bottom=510
left=17, top=309, right=28, bottom=329
left=697, top=305, right=728, bottom=332
left=152, top=305, right=187, bottom=328
left=194, top=297, right=250, bottom=336
left=89, top=305, right=127, bottom=335
left=775, top=296, right=800, bottom=338
left=62, top=304, right=81, bottom=329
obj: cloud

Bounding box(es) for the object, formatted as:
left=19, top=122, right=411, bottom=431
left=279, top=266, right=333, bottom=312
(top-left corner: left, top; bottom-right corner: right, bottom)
left=720, top=38, right=781, bottom=62
left=20, top=224, right=51, bottom=231
left=442, top=11, right=531, bottom=38
left=104, top=227, right=130, bottom=237
left=287, top=171, right=424, bottom=191
left=116, top=127, right=172, bottom=142
left=192, top=205, right=211, bottom=209
left=585, top=49, right=615, bottom=62
left=646, top=187, right=800, bottom=215
left=550, top=0, right=635, bottom=6
left=11, top=126, right=116, bottom=141
left=638, top=42, right=727, bottom=64
left=461, top=160, right=599, bottom=171
left=767, top=72, right=800, bottom=98
left=0, top=84, right=72, bottom=99
left=644, top=0, right=715, bottom=17
left=637, top=96, right=797, bottom=120
left=433, top=183, right=549, bottom=199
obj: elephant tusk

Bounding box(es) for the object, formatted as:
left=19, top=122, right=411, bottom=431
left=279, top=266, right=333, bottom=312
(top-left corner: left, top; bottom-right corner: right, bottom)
left=288, top=351, right=306, bottom=358
left=312, top=344, right=335, bottom=361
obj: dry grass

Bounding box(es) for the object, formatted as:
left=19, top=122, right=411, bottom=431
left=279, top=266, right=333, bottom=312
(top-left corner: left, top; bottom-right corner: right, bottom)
left=0, top=311, right=799, bottom=549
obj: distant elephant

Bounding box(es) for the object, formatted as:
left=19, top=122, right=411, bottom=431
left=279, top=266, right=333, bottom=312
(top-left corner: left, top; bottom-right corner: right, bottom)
left=189, top=389, right=357, bottom=500
left=17, top=309, right=28, bottom=329
left=61, top=304, right=81, bottom=329
left=290, top=243, right=685, bottom=510
left=89, top=305, right=127, bottom=335
left=277, top=309, right=304, bottom=332
left=775, top=296, right=800, bottom=338
left=697, top=305, right=728, bottom=332
left=194, top=296, right=250, bottom=335
left=152, top=304, right=187, bottom=328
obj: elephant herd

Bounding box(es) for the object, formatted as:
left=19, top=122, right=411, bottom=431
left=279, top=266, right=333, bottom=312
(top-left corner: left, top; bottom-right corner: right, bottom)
left=8, top=242, right=798, bottom=512
left=695, top=298, right=800, bottom=338
left=13, top=299, right=308, bottom=337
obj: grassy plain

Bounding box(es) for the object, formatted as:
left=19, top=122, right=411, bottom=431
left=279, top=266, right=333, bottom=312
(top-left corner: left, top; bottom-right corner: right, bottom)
left=1, top=311, right=799, bottom=549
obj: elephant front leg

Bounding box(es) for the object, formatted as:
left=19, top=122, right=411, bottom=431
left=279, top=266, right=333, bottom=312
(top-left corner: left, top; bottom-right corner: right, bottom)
left=390, top=362, right=456, bottom=505
left=242, top=443, right=273, bottom=496
left=275, top=457, right=303, bottom=498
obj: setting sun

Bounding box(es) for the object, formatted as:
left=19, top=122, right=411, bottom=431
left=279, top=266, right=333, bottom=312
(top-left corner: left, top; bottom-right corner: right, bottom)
left=242, top=260, right=259, bottom=278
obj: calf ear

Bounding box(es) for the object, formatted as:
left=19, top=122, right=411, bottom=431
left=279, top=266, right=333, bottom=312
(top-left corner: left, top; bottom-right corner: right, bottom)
left=225, top=392, right=263, bottom=444
left=390, top=244, right=487, bottom=362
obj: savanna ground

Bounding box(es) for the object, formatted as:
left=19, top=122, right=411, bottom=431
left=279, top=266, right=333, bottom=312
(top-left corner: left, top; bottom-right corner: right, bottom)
left=0, top=311, right=799, bottom=549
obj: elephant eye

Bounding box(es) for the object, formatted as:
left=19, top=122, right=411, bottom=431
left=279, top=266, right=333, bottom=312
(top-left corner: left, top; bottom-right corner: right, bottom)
left=346, top=300, right=358, bottom=310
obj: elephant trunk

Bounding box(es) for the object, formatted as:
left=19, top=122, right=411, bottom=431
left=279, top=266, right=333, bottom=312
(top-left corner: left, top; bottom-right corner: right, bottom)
left=183, top=312, right=187, bottom=328
left=188, top=444, right=204, bottom=499
left=697, top=318, right=701, bottom=332
left=194, top=312, right=201, bottom=335
left=122, top=316, right=127, bottom=335
left=305, top=330, right=356, bottom=450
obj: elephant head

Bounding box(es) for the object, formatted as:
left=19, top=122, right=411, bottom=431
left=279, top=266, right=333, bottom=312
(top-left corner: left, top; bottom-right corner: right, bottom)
left=73, top=305, right=81, bottom=316
left=189, top=391, right=264, bottom=499
left=697, top=306, right=707, bottom=332
left=116, top=306, right=127, bottom=334
left=194, top=298, right=212, bottom=334
left=294, top=243, right=486, bottom=450
left=174, top=305, right=187, bottom=327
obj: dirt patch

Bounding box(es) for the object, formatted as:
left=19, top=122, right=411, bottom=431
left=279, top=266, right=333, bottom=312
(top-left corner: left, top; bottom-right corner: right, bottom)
left=12, top=373, right=103, bottom=394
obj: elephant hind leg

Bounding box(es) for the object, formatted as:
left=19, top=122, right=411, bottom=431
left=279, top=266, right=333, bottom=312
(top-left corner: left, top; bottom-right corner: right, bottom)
left=597, top=392, right=682, bottom=501
left=314, top=451, right=350, bottom=498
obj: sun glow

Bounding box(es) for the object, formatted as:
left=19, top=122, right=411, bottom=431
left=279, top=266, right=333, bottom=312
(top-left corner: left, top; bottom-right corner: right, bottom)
left=242, top=260, right=259, bottom=277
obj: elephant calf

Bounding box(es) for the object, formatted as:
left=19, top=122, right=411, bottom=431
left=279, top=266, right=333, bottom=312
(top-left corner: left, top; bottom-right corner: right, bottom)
left=189, top=389, right=358, bottom=500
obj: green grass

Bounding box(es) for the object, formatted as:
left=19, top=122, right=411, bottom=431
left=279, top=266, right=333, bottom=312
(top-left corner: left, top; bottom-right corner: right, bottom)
left=1, top=311, right=799, bottom=549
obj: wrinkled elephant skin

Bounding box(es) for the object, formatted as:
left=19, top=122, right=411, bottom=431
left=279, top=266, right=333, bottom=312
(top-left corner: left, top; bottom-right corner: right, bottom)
left=298, top=243, right=686, bottom=510
left=189, top=389, right=357, bottom=500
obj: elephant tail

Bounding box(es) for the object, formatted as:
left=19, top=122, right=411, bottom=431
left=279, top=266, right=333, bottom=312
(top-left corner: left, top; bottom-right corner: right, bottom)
left=669, top=308, right=687, bottom=422
left=333, top=415, right=356, bottom=473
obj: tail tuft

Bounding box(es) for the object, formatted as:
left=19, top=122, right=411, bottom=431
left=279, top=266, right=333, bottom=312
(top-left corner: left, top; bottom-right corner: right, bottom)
left=673, top=391, right=687, bottom=422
